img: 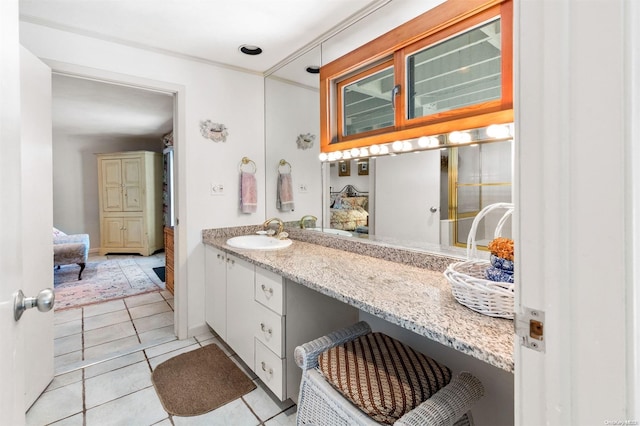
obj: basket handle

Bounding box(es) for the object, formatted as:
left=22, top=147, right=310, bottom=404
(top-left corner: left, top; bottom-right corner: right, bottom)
left=466, top=202, right=514, bottom=259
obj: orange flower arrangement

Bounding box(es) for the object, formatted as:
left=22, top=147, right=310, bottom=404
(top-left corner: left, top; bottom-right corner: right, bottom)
left=488, top=237, right=514, bottom=261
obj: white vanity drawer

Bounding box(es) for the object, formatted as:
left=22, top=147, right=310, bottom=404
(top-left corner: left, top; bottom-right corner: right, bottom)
left=253, top=301, right=285, bottom=356
left=255, top=339, right=286, bottom=400
left=255, top=267, right=284, bottom=315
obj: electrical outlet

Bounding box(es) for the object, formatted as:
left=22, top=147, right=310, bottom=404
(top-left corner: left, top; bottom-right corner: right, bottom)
left=211, top=183, right=224, bottom=195
left=298, top=183, right=308, bottom=193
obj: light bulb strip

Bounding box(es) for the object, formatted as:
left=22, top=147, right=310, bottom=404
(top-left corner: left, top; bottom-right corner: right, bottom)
left=318, top=123, right=513, bottom=162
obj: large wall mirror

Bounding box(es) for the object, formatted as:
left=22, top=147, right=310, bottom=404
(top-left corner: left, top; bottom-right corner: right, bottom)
left=264, top=4, right=514, bottom=257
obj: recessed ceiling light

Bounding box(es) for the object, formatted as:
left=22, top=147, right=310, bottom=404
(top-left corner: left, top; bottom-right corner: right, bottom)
left=306, top=66, right=320, bottom=74
left=239, top=45, right=262, bottom=55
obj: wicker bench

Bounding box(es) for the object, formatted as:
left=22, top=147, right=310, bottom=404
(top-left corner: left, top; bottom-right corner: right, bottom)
left=294, top=321, right=484, bottom=425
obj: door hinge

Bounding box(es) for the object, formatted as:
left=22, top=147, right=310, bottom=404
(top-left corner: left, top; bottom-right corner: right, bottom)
left=515, top=307, right=545, bottom=352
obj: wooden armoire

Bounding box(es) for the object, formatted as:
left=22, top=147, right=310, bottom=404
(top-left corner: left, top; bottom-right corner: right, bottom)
left=96, top=151, right=163, bottom=256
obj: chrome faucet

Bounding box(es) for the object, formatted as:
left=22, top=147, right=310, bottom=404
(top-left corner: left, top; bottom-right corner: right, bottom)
left=299, top=215, right=317, bottom=229
left=263, top=217, right=285, bottom=236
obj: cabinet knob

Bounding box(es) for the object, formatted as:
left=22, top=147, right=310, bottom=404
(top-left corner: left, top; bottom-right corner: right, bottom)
left=261, top=284, right=274, bottom=297
left=226, top=258, right=235, bottom=265
left=217, top=253, right=223, bottom=259
left=261, top=361, right=273, bottom=377
left=260, top=323, right=273, bottom=336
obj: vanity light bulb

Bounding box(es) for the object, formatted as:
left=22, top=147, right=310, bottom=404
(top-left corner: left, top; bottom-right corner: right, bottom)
left=318, top=152, right=328, bottom=161
left=402, top=141, right=413, bottom=151
left=380, top=145, right=390, bottom=155
left=342, top=150, right=352, bottom=160
left=460, top=132, right=472, bottom=143
left=333, top=151, right=343, bottom=160
left=449, top=131, right=462, bottom=143
left=360, top=147, right=369, bottom=157
left=369, top=144, right=381, bottom=155
left=327, top=152, right=336, bottom=162
left=351, top=148, right=360, bottom=157
left=428, top=136, right=440, bottom=147
left=392, top=141, right=403, bottom=151
left=487, top=124, right=510, bottom=139
left=417, top=136, right=430, bottom=148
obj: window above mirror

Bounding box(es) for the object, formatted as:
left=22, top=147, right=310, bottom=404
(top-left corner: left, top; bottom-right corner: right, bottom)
left=321, top=0, right=513, bottom=153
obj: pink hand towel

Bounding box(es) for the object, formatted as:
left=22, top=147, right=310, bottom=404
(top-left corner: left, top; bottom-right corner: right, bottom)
left=240, top=172, right=257, bottom=213
left=277, top=172, right=294, bottom=212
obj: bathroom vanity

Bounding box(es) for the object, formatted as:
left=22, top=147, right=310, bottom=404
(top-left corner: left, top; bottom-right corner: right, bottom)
left=203, top=226, right=514, bottom=411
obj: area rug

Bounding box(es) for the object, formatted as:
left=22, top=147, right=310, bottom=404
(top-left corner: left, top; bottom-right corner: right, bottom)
left=53, top=258, right=163, bottom=310
left=153, top=266, right=166, bottom=282
left=151, top=344, right=257, bottom=416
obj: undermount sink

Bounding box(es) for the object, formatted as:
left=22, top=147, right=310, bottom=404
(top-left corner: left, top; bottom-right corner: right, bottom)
left=307, top=227, right=352, bottom=237
left=226, top=235, right=292, bottom=250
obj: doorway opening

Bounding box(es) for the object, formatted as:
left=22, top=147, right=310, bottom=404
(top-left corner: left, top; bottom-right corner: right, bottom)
left=50, top=72, right=180, bottom=372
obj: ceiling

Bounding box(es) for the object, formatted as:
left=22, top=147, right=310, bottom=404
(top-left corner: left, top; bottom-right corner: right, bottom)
left=21, top=0, right=387, bottom=140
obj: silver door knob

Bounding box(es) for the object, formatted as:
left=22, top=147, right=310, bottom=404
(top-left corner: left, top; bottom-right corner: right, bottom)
left=430, top=206, right=438, bottom=213
left=14, top=288, right=55, bottom=321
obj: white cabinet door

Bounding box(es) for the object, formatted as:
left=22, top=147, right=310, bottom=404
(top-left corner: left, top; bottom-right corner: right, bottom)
left=122, top=158, right=142, bottom=211
left=225, top=255, right=255, bottom=367
left=205, top=246, right=227, bottom=340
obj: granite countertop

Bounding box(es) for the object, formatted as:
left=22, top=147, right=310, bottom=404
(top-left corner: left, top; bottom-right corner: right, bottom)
left=202, top=231, right=515, bottom=373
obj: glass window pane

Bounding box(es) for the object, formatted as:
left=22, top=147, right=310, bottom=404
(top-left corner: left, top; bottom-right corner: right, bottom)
left=408, top=18, right=501, bottom=119
left=343, top=66, right=394, bottom=136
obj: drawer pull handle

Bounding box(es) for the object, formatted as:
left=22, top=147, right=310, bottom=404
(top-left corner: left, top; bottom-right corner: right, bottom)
left=217, top=254, right=223, bottom=259
left=261, top=284, right=274, bottom=297
left=260, top=323, right=272, bottom=335
left=261, top=361, right=273, bottom=377
left=226, top=258, right=235, bottom=265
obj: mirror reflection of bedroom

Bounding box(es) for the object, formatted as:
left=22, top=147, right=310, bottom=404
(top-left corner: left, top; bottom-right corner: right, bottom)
left=326, top=138, right=513, bottom=251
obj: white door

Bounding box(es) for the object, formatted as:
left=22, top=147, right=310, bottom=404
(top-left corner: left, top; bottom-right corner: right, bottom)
left=20, top=46, right=55, bottom=409
left=374, top=150, right=440, bottom=244
left=0, top=0, right=26, bottom=421
left=515, top=0, right=635, bottom=424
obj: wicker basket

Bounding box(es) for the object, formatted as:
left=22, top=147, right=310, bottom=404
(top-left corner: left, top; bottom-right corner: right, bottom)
left=444, top=202, right=515, bottom=319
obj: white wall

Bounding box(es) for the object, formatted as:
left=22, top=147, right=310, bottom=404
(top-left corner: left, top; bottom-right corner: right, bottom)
left=265, top=78, right=321, bottom=221
left=20, top=21, right=265, bottom=336
left=52, top=133, right=162, bottom=247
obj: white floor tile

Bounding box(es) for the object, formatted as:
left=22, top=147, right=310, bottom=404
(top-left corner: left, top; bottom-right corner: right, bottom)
left=26, top=381, right=83, bottom=426
left=86, top=386, right=168, bottom=426
left=85, top=361, right=152, bottom=408
left=54, top=333, right=83, bottom=357
left=54, top=319, right=82, bottom=339
left=152, top=419, right=173, bottom=426
left=84, top=299, right=127, bottom=317
left=84, top=309, right=131, bottom=331
left=193, top=328, right=215, bottom=343
left=139, top=325, right=175, bottom=343
left=129, top=300, right=172, bottom=319
left=84, top=335, right=140, bottom=360
left=172, top=399, right=260, bottom=426
left=50, top=412, right=84, bottom=426
left=133, top=311, right=174, bottom=333
left=84, top=351, right=146, bottom=379
left=265, top=405, right=297, bottom=426
left=46, top=370, right=83, bottom=392
left=125, top=291, right=165, bottom=308
left=84, top=321, right=137, bottom=348
left=160, top=290, right=173, bottom=300
left=242, top=381, right=295, bottom=422
left=54, top=308, right=82, bottom=325
left=144, top=337, right=197, bottom=359
left=54, top=350, right=83, bottom=372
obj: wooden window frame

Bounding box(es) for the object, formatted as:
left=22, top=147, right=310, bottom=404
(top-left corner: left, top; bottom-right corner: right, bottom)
left=320, top=0, right=513, bottom=153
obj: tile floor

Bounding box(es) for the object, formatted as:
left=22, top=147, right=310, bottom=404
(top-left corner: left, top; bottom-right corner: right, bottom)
left=28, top=286, right=297, bottom=425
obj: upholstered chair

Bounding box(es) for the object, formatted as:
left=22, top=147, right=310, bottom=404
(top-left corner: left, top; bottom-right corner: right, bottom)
left=53, top=228, right=90, bottom=280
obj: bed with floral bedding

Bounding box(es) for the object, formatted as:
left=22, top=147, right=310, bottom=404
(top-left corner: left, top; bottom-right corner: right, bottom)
left=329, top=186, right=369, bottom=231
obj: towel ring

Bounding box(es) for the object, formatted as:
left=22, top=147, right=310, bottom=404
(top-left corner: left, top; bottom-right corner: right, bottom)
left=278, top=159, right=292, bottom=173
left=239, top=157, right=257, bottom=173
